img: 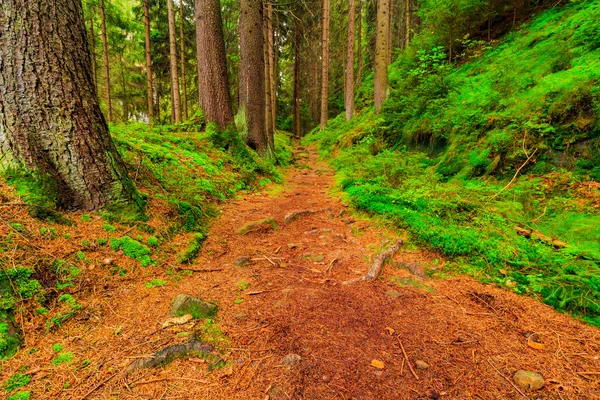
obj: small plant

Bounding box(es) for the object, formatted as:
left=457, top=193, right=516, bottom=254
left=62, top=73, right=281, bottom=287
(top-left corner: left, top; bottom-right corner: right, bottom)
left=52, top=343, right=64, bottom=352
left=110, top=236, right=152, bottom=266
left=80, top=240, right=91, bottom=247
left=81, top=214, right=92, bottom=222
left=145, top=279, right=168, bottom=289
left=51, top=351, right=74, bottom=366
left=76, top=251, right=86, bottom=261
left=97, top=238, right=108, bottom=246
left=35, top=307, right=49, bottom=315
left=102, top=223, right=116, bottom=232
left=147, top=236, right=159, bottom=247
left=3, top=372, right=31, bottom=392
left=234, top=298, right=244, bottom=304
left=9, top=222, right=24, bottom=232
left=7, top=392, right=31, bottom=400
left=236, top=279, right=250, bottom=291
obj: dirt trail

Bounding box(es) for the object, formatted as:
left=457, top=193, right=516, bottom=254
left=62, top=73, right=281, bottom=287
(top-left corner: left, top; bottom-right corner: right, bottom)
left=3, top=146, right=600, bottom=399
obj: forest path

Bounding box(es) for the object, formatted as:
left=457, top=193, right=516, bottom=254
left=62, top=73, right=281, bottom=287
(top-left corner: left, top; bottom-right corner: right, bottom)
left=7, top=146, right=599, bottom=400
left=151, top=145, right=599, bottom=399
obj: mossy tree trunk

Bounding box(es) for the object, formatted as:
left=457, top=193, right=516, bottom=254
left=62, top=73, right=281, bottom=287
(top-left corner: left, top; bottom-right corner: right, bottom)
left=167, top=0, right=181, bottom=124
left=144, top=0, right=154, bottom=125
left=374, top=0, right=390, bottom=114
left=0, top=0, right=138, bottom=210
left=239, top=0, right=272, bottom=157
left=99, top=0, right=112, bottom=122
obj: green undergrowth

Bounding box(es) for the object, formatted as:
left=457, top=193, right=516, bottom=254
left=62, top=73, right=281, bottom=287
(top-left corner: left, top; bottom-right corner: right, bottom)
left=307, top=113, right=600, bottom=327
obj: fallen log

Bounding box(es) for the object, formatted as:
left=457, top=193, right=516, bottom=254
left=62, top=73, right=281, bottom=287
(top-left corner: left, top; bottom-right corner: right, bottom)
left=515, top=226, right=567, bottom=249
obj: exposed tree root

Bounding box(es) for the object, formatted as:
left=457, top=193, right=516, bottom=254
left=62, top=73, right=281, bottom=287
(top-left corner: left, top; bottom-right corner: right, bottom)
left=364, top=240, right=403, bottom=280
left=515, top=226, right=568, bottom=249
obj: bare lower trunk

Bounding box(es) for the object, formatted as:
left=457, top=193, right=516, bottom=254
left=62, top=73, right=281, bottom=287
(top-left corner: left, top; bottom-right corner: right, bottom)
left=144, top=0, right=154, bottom=125
left=319, top=0, right=330, bottom=129
left=405, top=0, right=410, bottom=48
left=293, top=21, right=302, bottom=137
left=99, top=0, right=112, bottom=122
left=88, top=10, right=97, bottom=90
left=345, top=0, right=356, bottom=121
left=356, top=0, right=363, bottom=89
left=167, top=0, right=181, bottom=123
left=374, top=0, right=390, bottom=114
left=0, top=0, right=138, bottom=210
left=264, top=19, right=273, bottom=143
left=179, top=1, right=188, bottom=121
left=195, top=0, right=233, bottom=129
left=239, top=0, right=271, bottom=156
left=267, top=2, right=276, bottom=131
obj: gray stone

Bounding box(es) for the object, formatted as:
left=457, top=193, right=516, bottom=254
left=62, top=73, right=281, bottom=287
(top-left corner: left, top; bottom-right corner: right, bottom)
left=169, top=294, right=217, bottom=318
left=513, top=370, right=545, bottom=391
left=385, top=290, right=404, bottom=298
left=282, top=353, right=302, bottom=366
left=232, top=311, right=248, bottom=320
left=415, top=360, right=429, bottom=370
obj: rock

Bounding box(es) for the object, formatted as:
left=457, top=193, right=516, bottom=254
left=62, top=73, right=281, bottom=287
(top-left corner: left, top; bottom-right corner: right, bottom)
left=385, top=290, right=404, bottom=298
left=287, top=243, right=302, bottom=249
left=322, top=375, right=331, bottom=383
left=284, top=210, right=319, bottom=224
left=234, top=257, right=251, bottom=267
left=102, top=257, right=113, bottom=265
left=236, top=217, right=279, bottom=235
left=169, top=294, right=218, bottom=318
left=513, top=370, right=545, bottom=391
left=415, top=360, right=430, bottom=370
left=281, top=353, right=302, bottom=366
left=232, top=311, right=248, bottom=320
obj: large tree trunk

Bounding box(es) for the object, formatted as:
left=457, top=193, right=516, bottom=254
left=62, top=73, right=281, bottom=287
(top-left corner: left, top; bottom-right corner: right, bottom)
left=267, top=2, right=276, bottom=132
left=167, top=0, right=181, bottom=123
left=99, top=0, right=112, bottom=122
left=179, top=1, right=188, bottom=121
left=239, top=0, right=271, bottom=156
left=144, top=0, right=154, bottom=125
left=356, top=0, right=363, bottom=90
left=195, top=0, right=233, bottom=129
left=319, top=0, right=330, bottom=129
left=264, top=17, right=273, bottom=144
left=0, top=0, right=138, bottom=210
left=405, top=0, right=411, bottom=48
left=345, top=0, right=356, bottom=121
left=88, top=8, right=97, bottom=90
left=374, top=0, right=390, bottom=114
left=293, top=21, right=302, bottom=138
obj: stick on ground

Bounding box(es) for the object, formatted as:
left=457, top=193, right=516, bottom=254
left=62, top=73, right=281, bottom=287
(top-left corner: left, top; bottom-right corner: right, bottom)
left=364, top=240, right=403, bottom=280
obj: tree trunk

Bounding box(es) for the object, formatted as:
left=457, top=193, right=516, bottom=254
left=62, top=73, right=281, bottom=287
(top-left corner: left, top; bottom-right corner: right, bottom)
left=293, top=21, right=302, bottom=138
left=405, top=0, right=410, bottom=49
left=144, top=0, right=154, bottom=125
left=267, top=1, right=276, bottom=131
left=264, top=18, right=273, bottom=143
left=179, top=1, right=188, bottom=121
left=449, top=23, right=453, bottom=64
left=387, top=0, right=393, bottom=66
left=195, top=0, right=233, bottom=129
left=356, top=0, right=363, bottom=90
left=99, top=0, right=112, bottom=122
left=121, top=55, right=129, bottom=121
left=345, top=0, right=356, bottom=121
left=167, top=0, right=181, bottom=124
left=239, top=0, right=271, bottom=156
left=319, top=0, right=330, bottom=129
left=0, top=0, right=138, bottom=210
left=374, top=0, right=390, bottom=114
left=88, top=9, right=97, bottom=90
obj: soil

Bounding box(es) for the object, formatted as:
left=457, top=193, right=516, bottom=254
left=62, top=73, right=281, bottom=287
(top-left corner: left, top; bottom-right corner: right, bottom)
left=1, top=146, right=600, bottom=399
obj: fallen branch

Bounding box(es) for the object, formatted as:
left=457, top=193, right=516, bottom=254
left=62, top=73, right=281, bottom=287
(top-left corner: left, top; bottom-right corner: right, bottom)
left=515, top=226, right=568, bottom=249
left=170, top=263, right=223, bottom=273
left=80, top=373, right=118, bottom=400
left=487, top=359, right=528, bottom=399
left=364, top=240, right=403, bottom=281
left=397, top=337, right=419, bottom=380
left=132, top=377, right=210, bottom=386
left=490, top=148, right=537, bottom=200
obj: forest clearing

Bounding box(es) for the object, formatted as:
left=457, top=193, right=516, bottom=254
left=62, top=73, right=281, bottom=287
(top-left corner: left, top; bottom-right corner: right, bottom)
left=1, top=0, right=599, bottom=399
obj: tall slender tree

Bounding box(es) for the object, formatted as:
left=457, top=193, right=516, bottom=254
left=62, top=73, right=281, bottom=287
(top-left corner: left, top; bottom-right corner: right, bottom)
left=167, top=0, right=181, bottom=123
left=356, top=0, right=363, bottom=89
left=143, top=0, right=154, bottom=125
left=267, top=1, right=276, bottom=131
left=345, top=0, right=356, bottom=121
left=179, top=0, right=188, bottom=121
left=0, top=0, right=138, bottom=210
left=293, top=20, right=302, bottom=137
left=195, top=0, right=233, bottom=129
left=99, top=0, right=113, bottom=122
left=239, top=0, right=272, bottom=156
left=374, top=0, right=390, bottom=114
left=319, top=0, right=331, bottom=128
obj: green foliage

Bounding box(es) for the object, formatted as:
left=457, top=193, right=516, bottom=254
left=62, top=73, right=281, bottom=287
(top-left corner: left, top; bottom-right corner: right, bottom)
left=110, top=236, right=152, bottom=267
left=102, top=223, right=116, bottom=232
left=3, top=372, right=31, bottom=392
left=46, top=295, right=82, bottom=331
left=177, top=233, right=206, bottom=264
left=147, top=236, right=159, bottom=247
left=145, top=279, right=168, bottom=289
left=7, top=392, right=30, bottom=400
left=51, top=351, right=74, bottom=366
left=236, top=279, right=250, bottom=291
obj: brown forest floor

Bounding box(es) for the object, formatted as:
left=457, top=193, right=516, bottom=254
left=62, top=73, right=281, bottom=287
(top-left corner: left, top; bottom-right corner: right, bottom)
left=2, top=146, right=600, bottom=399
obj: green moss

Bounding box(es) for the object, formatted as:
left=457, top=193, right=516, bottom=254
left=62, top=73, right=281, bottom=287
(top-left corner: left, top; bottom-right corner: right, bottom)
left=102, top=223, right=116, bottom=232
left=9, top=223, right=24, bottom=232
left=51, top=351, right=74, bottom=366
left=145, top=279, right=168, bottom=289
left=236, top=279, right=250, bottom=291
left=3, top=372, right=30, bottom=392
left=7, top=392, right=31, bottom=400
left=110, top=236, right=152, bottom=267
left=177, top=233, right=206, bottom=264
left=147, top=236, right=159, bottom=247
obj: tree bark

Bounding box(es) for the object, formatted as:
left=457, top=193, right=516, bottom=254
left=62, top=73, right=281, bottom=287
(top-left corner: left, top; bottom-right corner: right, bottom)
left=144, top=0, right=154, bottom=125
left=120, top=55, right=129, bottom=121
left=88, top=8, right=97, bottom=90
left=293, top=21, right=302, bottom=138
left=387, top=0, right=393, bottom=65
left=319, top=0, right=330, bottom=129
left=195, top=0, right=233, bottom=129
left=264, top=17, right=273, bottom=143
left=167, top=0, right=181, bottom=123
left=99, top=0, right=112, bottom=122
left=0, top=0, right=138, bottom=210
left=267, top=1, right=276, bottom=131
left=239, top=0, right=271, bottom=156
left=356, top=0, right=363, bottom=90
left=405, top=0, right=410, bottom=49
left=179, top=0, right=188, bottom=121
left=374, top=0, right=390, bottom=114
left=345, top=0, right=356, bottom=121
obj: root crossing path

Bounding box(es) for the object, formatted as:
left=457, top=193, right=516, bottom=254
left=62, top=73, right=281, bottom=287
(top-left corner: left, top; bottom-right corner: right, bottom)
left=8, top=147, right=599, bottom=399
